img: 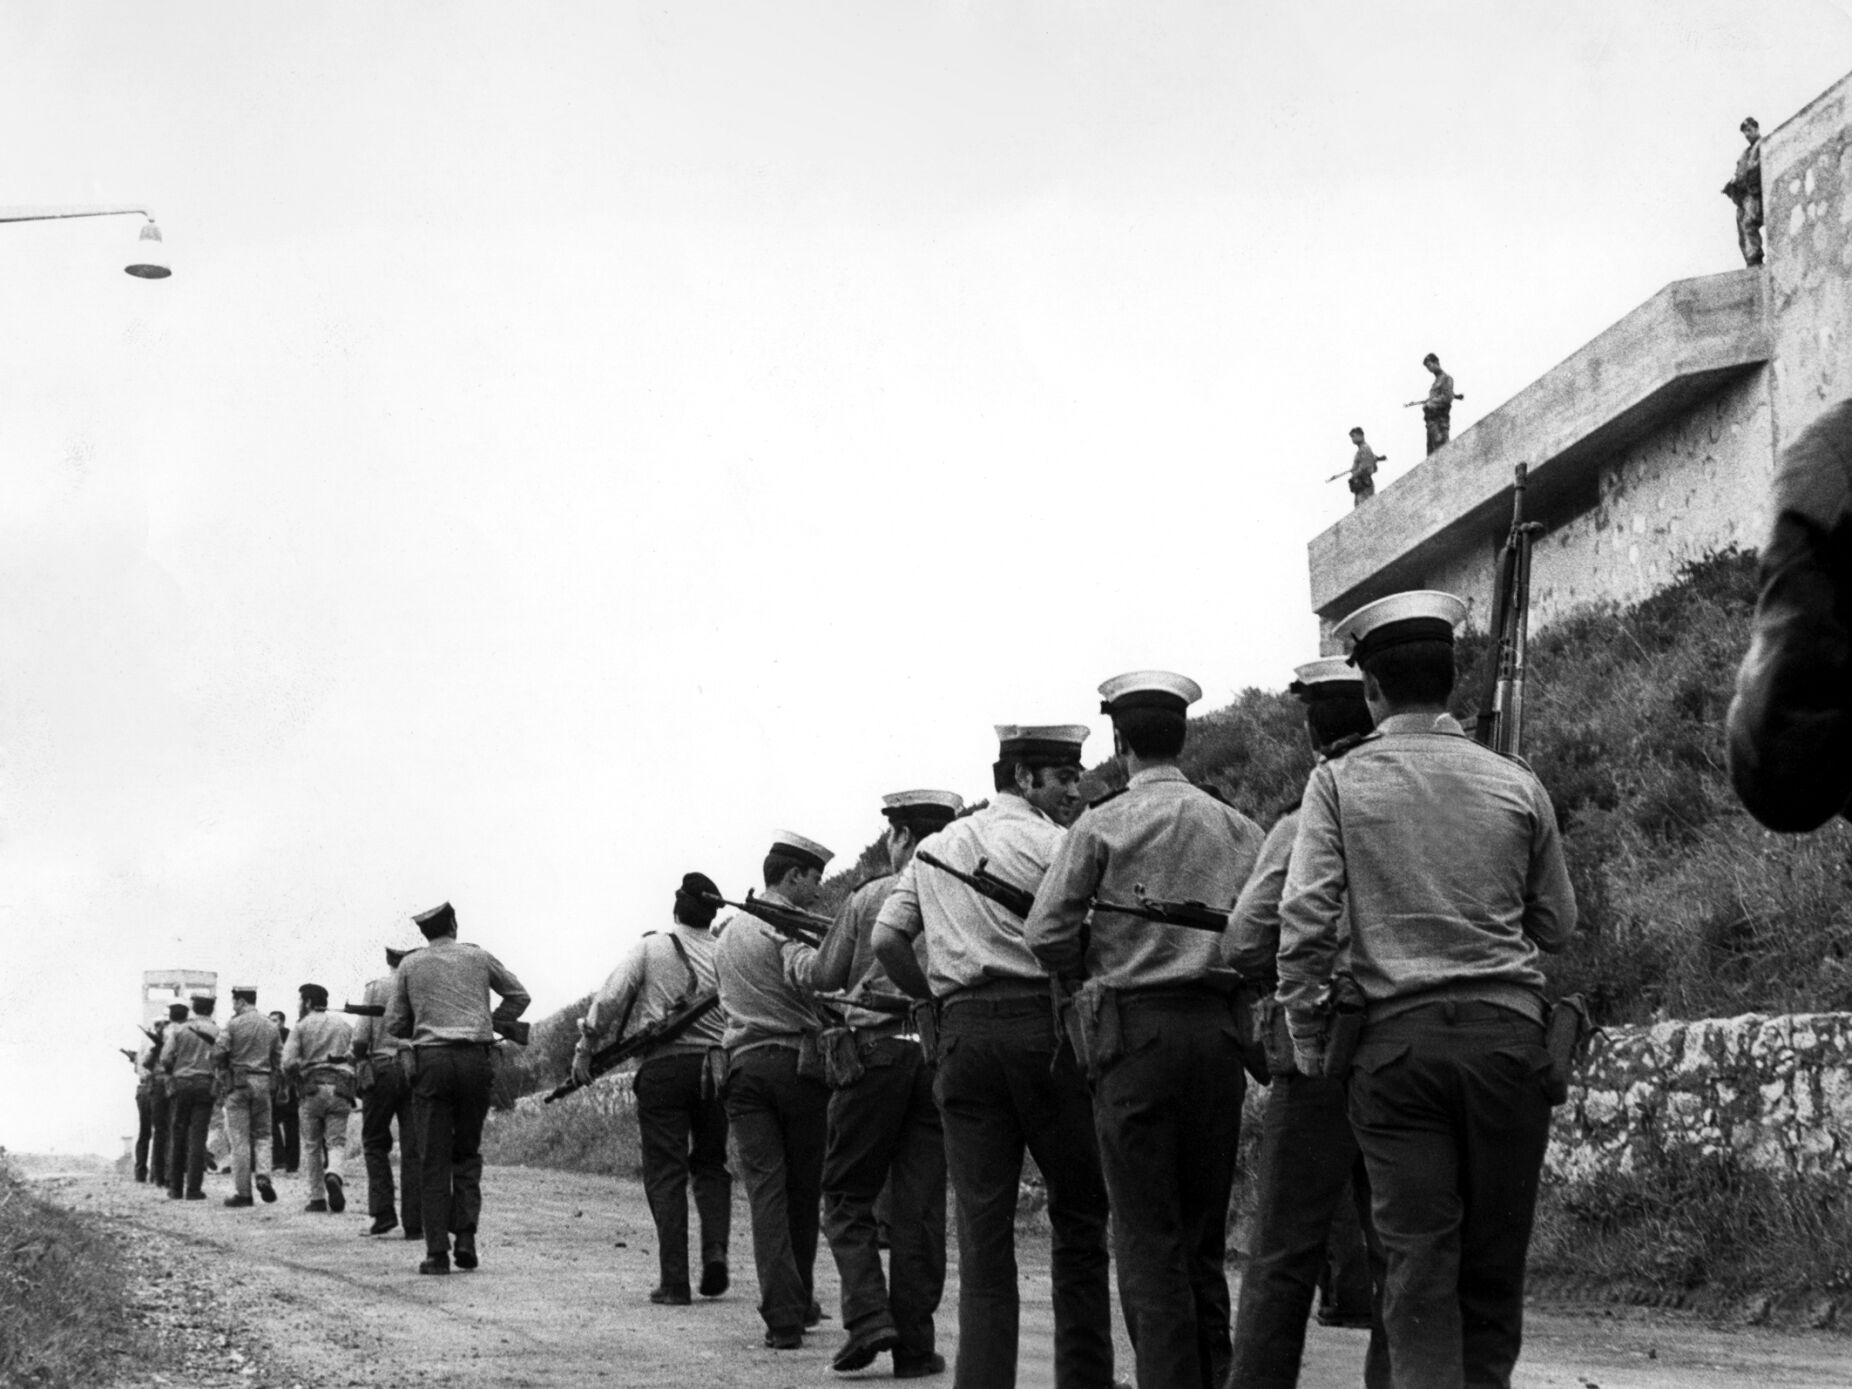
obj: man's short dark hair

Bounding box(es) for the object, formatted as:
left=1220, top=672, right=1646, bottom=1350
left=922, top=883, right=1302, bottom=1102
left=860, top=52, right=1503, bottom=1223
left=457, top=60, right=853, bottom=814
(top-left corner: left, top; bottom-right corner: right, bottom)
left=298, top=983, right=330, bottom=1010
left=1306, top=694, right=1374, bottom=751
left=190, top=995, right=216, bottom=1017
left=1114, top=708, right=1187, bottom=759
left=762, top=851, right=812, bottom=890
left=886, top=809, right=957, bottom=840
left=1361, top=639, right=1455, bottom=706
left=231, top=987, right=256, bottom=1004
left=994, top=760, right=1078, bottom=793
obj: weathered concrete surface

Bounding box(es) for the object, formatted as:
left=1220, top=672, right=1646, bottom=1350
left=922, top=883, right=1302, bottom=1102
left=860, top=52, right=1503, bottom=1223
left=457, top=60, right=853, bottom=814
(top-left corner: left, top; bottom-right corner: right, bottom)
left=1548, top=1013, right=1852, bottom=1188
left=1766, top=71, right=1852, bottom=453
left=1307, top=269, right=1769, bottom=629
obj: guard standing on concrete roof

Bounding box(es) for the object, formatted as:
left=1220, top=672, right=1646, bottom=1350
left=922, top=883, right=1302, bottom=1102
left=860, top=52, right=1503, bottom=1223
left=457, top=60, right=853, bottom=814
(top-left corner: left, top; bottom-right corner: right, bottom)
left=1407, top=354, right=1463, bottom=454
left=572, top=870, right=732, bottom=1307
left=781, top=789, right=962, bottom=1378
left=1223, top=657, right=1387, bottom=1389
left=1329, top=428, right=1386, bottom=504
left=1278, top=589, right=1576, bottom=1389
left=714, top=832, right=835, bottom=1350
left=1724, top=116, right=1765, bottom=267
left=873, top=724, right=1118, bottom=1389
left=1026, top=672, right=1264, bottom=1389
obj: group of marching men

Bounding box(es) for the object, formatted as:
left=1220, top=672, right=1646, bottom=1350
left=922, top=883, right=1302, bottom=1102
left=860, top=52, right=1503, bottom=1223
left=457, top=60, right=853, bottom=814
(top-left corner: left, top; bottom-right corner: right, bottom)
left=130, top=900, right=534, bottom=1279
left=566, top=587, right=1578, bottom=1389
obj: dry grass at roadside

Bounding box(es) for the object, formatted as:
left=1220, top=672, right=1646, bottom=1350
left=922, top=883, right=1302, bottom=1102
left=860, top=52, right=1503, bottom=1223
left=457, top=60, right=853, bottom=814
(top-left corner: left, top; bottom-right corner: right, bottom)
left=481, top=1080, right=644, bottom=1177
left=0, top=1151, right=149, bottom=1387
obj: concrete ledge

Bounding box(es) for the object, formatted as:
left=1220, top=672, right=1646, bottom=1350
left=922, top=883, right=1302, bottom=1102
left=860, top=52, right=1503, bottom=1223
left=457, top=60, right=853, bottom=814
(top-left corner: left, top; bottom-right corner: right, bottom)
left=1308, top=270, right=1770, bottom=623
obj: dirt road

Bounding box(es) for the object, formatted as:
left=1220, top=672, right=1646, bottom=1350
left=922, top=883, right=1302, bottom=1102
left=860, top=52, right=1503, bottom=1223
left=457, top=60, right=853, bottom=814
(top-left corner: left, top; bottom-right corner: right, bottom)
left=46, top=1165, right=1852, bottom=1388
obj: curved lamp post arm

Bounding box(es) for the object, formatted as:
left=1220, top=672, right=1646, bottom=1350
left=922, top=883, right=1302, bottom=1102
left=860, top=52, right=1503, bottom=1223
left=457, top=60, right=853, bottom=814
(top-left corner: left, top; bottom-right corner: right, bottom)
left=0, top=205, right=171, bottom=278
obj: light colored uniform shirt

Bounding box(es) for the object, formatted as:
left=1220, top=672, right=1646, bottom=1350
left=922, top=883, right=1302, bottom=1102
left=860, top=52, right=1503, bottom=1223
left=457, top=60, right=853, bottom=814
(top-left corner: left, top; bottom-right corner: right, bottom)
left=1027, top=766, right=1264, bottom=991
left=386, top=934, right=530, bottom=1046
left=1424, top=371, right=1457, bottom=417
left=352, top=975, right=411, bottom=1065
left=1351, top=444, right=1381, bottom=481
left=786, top=874, right=915, bottom=1031
left=1277, top=711, right=1577, bottom=1024
left=284, top=1010, right=356, bottom=1079
left=715, top=890, right=827, bottom=1055
left=160, top=1017, right=220, bottom=1081
left=215, top=1005, right=281, bottom=1075
left=1222, top=809, right=1301, bottom=981
left=581, top=921, right=725, bottom=1058
left=875, top=795, right=1062, bottom=998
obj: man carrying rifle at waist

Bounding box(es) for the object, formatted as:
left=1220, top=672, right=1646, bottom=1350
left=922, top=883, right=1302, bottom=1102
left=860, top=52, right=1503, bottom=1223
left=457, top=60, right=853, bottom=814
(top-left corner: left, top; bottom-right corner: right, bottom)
left=1027, top=672, right=1263, bottom=1389
left=873, top=725, right=1120, bottom=1389
left=571, top=871, right=732, bottom=1308
left=781, top=788, right=962, bottom=1378
left=352, top=927, right=423, bottom=1239
left=385, top=899, right=531, bottom=1276
left=714, top=831, right=836, bottom=1350
left=1222, top=658, right=1387, bottom=1389
left=1277, top=592, right=1575, bottom=1389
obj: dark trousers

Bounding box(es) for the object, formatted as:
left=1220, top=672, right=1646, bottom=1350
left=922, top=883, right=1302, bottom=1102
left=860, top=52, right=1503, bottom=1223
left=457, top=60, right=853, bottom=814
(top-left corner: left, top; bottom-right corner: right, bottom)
left=822, top=1036, right=946, bottom=1358
left=1228, top=1071, right=1388, bottom=1389
left=134, top=1090, right=155, bottom=1180
left=1095, top=996, right=1245, bottom=1389
left=273, top=1087, right=300, bottom=1171
left=636, top=1050, right=731, bottom=1291
left=1349, top=1004, right=1552, bottom=1389
left=411, top=1045, right=494, bottom=1258
left=934, top=996, right=1114, bottom=1389
left=166, top=1076, right=215, bottom=1197
left=148, top=1089, right=171, bottom=1187
left=726, top=1045, right=829, bottom=1334
left=1424, top=413, right=1450, bottom=454
left=362, top=1062, right=423, bottom=1233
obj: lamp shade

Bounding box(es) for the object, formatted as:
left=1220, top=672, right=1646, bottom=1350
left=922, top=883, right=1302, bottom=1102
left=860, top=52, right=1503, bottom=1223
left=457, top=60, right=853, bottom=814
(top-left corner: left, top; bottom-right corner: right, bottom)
left=125, top=221, right=170, bottom=279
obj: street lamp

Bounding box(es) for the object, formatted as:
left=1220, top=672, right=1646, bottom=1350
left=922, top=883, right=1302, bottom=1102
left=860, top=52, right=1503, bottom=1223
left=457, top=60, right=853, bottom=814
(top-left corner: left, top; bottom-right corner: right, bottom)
left=0, top=205, right=171, bottom=278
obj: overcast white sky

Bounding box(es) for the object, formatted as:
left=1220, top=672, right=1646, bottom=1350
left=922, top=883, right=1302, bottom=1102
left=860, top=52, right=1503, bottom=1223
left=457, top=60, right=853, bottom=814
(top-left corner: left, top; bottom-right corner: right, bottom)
left=5, top=2, right=1849, bottom=1155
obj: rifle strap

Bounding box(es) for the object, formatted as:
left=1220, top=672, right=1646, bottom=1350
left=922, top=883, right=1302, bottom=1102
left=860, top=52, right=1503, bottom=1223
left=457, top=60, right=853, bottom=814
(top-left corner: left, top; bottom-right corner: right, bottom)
left=664, top=932, right=699, bottom=1012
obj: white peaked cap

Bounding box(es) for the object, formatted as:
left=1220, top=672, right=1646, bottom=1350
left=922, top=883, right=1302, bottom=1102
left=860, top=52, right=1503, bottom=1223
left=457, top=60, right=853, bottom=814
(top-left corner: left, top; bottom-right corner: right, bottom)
left=1291, top=657, right=1364, bottom=690
left=1097, top=670, right=1203, bottom=715
left=882, top=789, right=965, bottom=815
left=770, top=830, right=834, bottom=872
left=1332, top=590, right=1468, bottom=664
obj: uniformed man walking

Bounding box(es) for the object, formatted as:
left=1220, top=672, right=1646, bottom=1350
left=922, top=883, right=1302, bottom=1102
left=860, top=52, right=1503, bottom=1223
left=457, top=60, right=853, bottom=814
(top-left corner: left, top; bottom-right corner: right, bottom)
left=386, top=899, right=531, bottom=1275
left=873, top=726, right=1118, bottom=1389
left=1026, top=674, right=1264, bottom=1389
left=161, top=995, right=220, bottom=1201
left=268, top=1010, right=300, bottom=1173
left=353, top=932, right=423, bottom=1239
left=1223, top=658, right=1387, bottom=1389
left=785, top=790, right=960, bottom=1378
left=572, top=871, right=732, bottom=1306
left=714, top=832, right=835, bottom=1349
left=133, top=1018, right=171, bottom=1186
left=1278, top=592, right=1576, bottom=1389
left=284, top=984, right=357, bottom=1215
left=214, top=986, right=281, bottom=1208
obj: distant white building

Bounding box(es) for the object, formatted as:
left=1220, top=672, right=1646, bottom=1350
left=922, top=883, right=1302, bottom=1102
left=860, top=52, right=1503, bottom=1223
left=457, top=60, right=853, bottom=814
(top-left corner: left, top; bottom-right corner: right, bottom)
left=1309, top=68, right=1852, bottom=642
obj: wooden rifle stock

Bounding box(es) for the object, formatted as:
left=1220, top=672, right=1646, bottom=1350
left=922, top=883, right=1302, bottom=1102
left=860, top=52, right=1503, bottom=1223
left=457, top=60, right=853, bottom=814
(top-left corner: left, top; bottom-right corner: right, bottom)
left=1476, top=462, right=1543, bottom=757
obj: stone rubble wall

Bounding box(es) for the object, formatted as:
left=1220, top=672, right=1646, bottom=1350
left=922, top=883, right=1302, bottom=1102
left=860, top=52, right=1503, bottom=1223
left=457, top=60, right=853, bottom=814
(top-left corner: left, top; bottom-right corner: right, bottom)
left=1547, top=1012, right=1852, bottom=1186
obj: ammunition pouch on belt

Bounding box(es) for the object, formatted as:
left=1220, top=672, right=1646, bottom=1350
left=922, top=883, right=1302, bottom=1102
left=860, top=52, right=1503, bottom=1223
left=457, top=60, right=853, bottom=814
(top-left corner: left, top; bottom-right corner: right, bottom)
left=820, top=1026, right=865, bottom=1090
left=795, top=1032, right=828, bottom=1084
left=1060, top=980, right=1124, bottom=1084
left=1543, top=992, right=1594, bottom=1106
left=1321, top=973, right=1368, bottom=1082
left=912, top=1000, right=941, bottom=1066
